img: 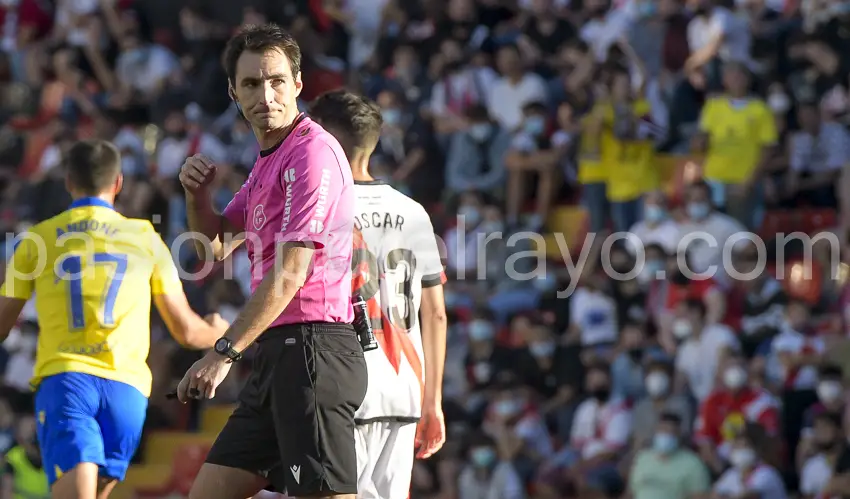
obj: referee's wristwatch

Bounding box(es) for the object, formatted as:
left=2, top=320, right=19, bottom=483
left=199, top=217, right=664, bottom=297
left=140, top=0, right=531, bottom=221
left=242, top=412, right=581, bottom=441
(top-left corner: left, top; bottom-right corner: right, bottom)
left=214, top=337, right=243, bottom=363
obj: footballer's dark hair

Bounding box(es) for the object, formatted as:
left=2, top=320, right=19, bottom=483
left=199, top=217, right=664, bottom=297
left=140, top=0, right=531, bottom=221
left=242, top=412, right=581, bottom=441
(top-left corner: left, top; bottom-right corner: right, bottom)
left=65, top=140, right=122, bottom=195
left=223, top=23, right=301, bottom=84
left=310, top=90, right=383, bottom=156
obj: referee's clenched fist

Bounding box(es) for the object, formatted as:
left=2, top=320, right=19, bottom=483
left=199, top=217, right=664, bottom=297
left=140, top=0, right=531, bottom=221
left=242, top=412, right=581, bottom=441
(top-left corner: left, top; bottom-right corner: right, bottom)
left=179, top=154, right=217, bottom=192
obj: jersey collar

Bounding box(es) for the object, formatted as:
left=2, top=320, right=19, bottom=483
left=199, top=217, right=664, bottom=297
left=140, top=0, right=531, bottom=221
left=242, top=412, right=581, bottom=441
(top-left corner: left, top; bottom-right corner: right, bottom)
left=70, top=197, right=115, bottom=210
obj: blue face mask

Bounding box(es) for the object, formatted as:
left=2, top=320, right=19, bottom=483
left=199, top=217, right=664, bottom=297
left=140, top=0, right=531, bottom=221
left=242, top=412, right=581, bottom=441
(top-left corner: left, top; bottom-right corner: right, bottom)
left=469, top=123, right=493, bottom=141
left=653, top=433, right=679, bottom=454
left=382, top=109, right=402, bottom=126
left=639, top=1, right=657, bottom=16
left=471, top=447, right=496, bottom=467
left=644, top=205, right=666, bottom=223
left=494, top=399, right=520, bottom=417
left=524, top=116, right=546, bottom=136
left=529, top=341, right=555, bottom=357
left=686, top=202, right=710, bottom=220
left=468, top=320, right=495, bottom=341
left=458, top=206, right=481, bottom=227
left=645, top=260, right=664, bottom=275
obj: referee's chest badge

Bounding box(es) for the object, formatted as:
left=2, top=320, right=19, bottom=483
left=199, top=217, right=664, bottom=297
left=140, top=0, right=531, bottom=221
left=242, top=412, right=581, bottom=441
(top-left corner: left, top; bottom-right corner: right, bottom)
left=253, top=204, right=267, bottom=230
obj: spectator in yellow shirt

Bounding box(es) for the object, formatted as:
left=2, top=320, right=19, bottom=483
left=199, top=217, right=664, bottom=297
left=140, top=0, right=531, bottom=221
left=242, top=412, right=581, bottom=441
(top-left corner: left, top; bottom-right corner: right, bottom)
left=603, top=66, right=660, bottom=232
left=693, top=62, right=777, bottom=230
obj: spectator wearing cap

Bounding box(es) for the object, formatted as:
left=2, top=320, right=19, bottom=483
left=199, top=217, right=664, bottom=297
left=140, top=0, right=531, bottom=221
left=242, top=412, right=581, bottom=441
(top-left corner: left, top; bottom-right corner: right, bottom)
left=487, top=44, right=548, bottom=132
left=631, top=360, right=694, bottom=450
left=798, top=364, right=846, bottom=468
left=712, top=423, right=788, bottom=498
left=784, top=100, right=849, bottom=208
left=672, top=298, right=740, bottom=402
left=625, top=190, right=680, bottom=256
left=694, top=355, right=781, bottom=475
left=800, top=411, right=846, bottom=497
left=457, top=432, right=525, bottom=499
left=504, top=101, right=564, bottom=231
left=692, top=62, right=777, bottom=230
left=628, top=412, right=710, bottom=499
left=444, top=104, right=510, bottom=197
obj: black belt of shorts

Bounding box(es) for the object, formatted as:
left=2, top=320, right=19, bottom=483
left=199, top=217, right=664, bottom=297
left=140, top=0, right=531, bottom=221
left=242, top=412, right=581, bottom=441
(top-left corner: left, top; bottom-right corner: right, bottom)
left=256, top=321, right=356, bottom=342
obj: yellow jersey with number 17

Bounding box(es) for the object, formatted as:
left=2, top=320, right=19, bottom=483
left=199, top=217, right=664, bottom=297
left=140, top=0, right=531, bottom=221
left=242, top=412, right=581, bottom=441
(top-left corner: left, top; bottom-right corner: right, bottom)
left=0, top=198, right=183, bottom=397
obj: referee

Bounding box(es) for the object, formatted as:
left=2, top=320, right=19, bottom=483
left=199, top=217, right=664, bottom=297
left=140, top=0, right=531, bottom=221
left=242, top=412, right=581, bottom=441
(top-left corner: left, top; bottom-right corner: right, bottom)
left=176, top=24, right=364, bottom=499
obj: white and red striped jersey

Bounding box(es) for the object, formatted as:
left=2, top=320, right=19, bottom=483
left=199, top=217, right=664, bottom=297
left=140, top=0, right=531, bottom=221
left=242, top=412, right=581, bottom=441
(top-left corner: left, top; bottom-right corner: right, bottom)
left=350, top=180, right=445, bottom=422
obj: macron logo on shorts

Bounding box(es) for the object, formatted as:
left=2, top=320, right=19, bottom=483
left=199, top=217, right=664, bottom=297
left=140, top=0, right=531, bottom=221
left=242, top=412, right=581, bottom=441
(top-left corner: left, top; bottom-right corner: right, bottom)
left=290, top=465, right=301, bottom=484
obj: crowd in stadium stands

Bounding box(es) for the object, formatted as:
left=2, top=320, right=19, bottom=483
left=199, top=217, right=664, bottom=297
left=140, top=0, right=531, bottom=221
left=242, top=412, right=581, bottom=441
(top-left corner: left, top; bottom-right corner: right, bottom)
left=1, top=0, right=850, bottom=497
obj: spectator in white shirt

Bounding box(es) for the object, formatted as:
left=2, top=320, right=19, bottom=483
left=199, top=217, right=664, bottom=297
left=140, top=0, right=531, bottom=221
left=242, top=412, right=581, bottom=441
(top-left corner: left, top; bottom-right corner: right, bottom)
left=685, top=0, right=752, bottom=79
left=800, top=411, right=845, bottom=498
left=487, top=44, right=548, bottom=132
left=674, top=299, right=740, bottom=401
left=784, top=101, right=849, bottom=208
left=569, top=362, right=632, bottom=463
left=626, top=190, right=681, bottom=256
left=713, top=423, right=788, bottom=499
left=677, top=180, right=746, bottom=282
left=566, top=273, right=619, bottom=349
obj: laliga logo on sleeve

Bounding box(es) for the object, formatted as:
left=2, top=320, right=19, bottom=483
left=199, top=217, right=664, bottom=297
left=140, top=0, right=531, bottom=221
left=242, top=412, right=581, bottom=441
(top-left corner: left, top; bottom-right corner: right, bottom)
left=253, top=205, right=267, bottom=230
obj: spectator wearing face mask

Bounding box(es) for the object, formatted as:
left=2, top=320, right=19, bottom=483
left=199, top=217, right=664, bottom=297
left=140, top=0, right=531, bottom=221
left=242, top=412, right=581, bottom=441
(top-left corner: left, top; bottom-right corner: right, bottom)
left=628, top=412, right=710, bottom=499
left=631, top=361, right=694, bottom=449
left=759, top=299, right=824, bottom=393
left=735, top=245, right=788, bottom=356
left=692, top=63, right=776, bottom=230
left=514, top=326, right=565, bottom=399
left=625, top=190, right=680, bottom=256
left=445, top=105, right=511, bottom=197
left=798, top=364, right=845, bottom=468
left=483, top=383, right=553, bottom=479
left=0, top=415, right=48, bottom=499
left=457, top=432, right=525, bottom=499
left=694, top=355, right=781, bottom=475
left=504, top=101, right=563, bottom=231
left=800, top=411, right=847, bottom=497
left=672, top=299, right=740, bottom=402
left=650, top=251, right=728, bottom=352
left=676, top=180, right=747, bottom=280
left=463, top=312, right=514, bottom=413
left=611, top=322, right=654, bottom=401
left=445, top=191, right=486, bottom=278
left=713, top=423, right=788, bottom=498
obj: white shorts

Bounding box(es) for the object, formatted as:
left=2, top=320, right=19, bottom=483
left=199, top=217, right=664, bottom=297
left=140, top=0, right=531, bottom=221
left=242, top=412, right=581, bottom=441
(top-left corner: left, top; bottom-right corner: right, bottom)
left=355, top=421, right=417, bottom=499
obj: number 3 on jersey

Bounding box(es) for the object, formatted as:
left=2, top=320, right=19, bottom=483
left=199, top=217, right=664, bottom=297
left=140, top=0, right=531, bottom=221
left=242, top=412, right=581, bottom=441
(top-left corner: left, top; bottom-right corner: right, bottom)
left=58, top=252, right=128, bottom=330
left=352, top=247, right=416, bottom=331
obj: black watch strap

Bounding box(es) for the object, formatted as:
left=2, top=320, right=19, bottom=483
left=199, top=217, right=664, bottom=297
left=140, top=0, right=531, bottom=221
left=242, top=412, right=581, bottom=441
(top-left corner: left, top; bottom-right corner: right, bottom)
left=214, top=337, right=243, bottom=362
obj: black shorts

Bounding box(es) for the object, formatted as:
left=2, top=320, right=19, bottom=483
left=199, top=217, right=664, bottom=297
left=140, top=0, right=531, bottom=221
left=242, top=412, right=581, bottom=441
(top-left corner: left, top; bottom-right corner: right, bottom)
left=205, top=322, right=368, bottom=496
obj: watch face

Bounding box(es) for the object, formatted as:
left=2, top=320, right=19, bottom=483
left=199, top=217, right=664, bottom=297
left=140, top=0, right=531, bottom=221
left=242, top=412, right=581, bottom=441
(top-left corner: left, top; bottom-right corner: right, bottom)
left=215, top=338, right=229, bottom=352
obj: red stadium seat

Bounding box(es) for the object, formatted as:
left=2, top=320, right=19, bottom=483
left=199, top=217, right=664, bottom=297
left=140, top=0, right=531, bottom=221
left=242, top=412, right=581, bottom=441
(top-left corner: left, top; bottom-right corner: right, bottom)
left=171, top=444, right=211, bottom=495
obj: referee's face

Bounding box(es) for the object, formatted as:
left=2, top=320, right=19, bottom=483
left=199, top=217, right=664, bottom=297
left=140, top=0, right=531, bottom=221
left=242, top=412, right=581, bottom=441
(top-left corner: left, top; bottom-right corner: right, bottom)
left=232, top=48, right=303, bottom=132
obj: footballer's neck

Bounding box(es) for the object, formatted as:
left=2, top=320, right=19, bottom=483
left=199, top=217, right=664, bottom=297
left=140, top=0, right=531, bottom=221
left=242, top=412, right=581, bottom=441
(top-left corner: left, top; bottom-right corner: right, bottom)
left=349, top=151, right=374, bottom=182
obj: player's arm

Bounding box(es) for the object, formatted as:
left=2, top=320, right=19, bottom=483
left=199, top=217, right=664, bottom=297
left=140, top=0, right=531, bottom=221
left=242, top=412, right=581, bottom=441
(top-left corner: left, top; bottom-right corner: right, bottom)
left=150, top=231, right=226, bottom=348
left=0, top=236, right=37, bottom=341
left=226, top=145, right=342, bottom=353
left=420, top=282, right=447, bottom=406
left=182, top=155, right=246, bottom=262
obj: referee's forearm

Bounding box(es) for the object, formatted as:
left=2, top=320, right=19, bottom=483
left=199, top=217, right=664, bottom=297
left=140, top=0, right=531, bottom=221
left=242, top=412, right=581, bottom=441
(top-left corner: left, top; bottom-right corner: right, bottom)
left=185, top=191, right=224, bottom=261
left=227, top=243, right=313, bottom=352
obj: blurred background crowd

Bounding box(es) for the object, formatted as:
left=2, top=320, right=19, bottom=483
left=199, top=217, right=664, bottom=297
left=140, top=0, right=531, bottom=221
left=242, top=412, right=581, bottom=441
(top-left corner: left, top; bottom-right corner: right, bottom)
left=1, top=0, right=850, bottom=497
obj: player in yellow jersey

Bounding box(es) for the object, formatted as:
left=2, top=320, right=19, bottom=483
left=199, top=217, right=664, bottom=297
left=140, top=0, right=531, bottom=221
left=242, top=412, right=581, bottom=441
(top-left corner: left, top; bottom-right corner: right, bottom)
left=0, top=140, right=227, bottom=499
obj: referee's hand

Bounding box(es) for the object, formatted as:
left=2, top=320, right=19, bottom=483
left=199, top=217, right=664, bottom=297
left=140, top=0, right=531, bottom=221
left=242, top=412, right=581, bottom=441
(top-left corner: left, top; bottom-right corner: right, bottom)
left=179, top=154, right=217, bottom=193
left=176, top=352, right=233, bottom=403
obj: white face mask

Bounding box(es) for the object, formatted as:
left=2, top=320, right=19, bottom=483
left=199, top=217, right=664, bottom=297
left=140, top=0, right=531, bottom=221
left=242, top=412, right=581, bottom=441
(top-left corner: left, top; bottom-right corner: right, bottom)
left=645, top=372, right=670, bottom=397
left=723, top=366, right=748, bottom=390
left=672, top=319, right=692, bottom=340
left=729, top=447, right=757, bottom=469
left=817, top=381, right=843, bottom=403
left=768, top=92, right=791, bottom=114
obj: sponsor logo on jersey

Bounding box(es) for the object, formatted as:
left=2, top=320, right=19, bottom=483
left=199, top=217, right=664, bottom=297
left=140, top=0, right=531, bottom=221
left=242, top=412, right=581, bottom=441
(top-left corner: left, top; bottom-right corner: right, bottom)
left=281, top=168, right=296, bottom=232
left=253, top=204, right=267, bottom=230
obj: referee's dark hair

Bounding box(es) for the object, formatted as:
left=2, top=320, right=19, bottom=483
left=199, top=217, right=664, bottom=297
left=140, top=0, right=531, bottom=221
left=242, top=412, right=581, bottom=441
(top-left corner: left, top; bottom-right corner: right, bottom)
left=310, top=90, right=383, bottom=157
left=223, top=23, right=301, bottom=83
left=65, top=140, right=122, bottom=196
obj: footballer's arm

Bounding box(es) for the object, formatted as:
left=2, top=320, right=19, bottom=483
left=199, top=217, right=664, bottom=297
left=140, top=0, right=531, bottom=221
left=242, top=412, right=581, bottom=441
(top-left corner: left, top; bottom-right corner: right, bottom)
left=153, top=292, right=228, bottom=349
left=0, top=297, right=26, bottom=342
left=419, top=282, right=448, bottom=450
left=185, top=190, right=245, bottom=262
